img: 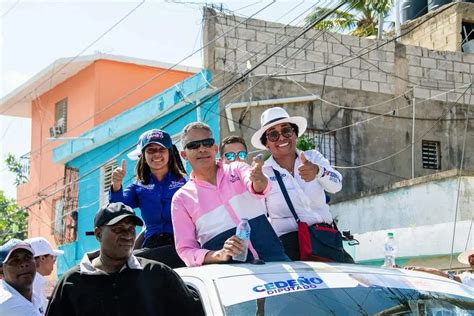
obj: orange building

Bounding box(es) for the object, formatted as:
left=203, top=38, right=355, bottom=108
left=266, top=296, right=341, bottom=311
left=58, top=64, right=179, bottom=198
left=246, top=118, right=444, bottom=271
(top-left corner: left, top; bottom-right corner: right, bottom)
left=0, top=53, right=198, bottom=258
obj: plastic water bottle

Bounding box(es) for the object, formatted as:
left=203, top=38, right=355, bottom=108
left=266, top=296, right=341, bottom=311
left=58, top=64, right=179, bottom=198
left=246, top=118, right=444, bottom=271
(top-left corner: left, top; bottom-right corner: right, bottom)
left=382, top=232, right=396, bottom=268
left=232, top=218, right=251, bottom=262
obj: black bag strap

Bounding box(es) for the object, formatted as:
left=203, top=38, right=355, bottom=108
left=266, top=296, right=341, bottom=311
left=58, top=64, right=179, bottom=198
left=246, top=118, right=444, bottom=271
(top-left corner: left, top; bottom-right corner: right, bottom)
left=273, top=168, right=300, bottom=223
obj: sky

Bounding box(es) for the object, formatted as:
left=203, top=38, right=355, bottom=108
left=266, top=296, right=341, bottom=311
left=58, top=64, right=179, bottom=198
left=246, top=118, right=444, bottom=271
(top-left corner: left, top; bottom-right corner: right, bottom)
left=0, top=0, right=396, bottom=199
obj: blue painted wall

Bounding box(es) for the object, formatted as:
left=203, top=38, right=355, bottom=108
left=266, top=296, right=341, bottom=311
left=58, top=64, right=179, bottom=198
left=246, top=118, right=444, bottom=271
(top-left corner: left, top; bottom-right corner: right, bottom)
left=55, top=71, right=220, bottom=275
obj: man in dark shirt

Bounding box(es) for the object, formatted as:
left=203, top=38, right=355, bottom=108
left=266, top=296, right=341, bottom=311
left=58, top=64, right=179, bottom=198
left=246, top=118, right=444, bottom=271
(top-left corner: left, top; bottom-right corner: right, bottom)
left=46, top=202, right=202, bottom=316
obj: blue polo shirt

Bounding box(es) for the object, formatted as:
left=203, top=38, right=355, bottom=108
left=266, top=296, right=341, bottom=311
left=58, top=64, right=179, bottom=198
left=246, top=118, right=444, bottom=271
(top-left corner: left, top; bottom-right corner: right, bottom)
left=109, top=172, right=186, bottom=241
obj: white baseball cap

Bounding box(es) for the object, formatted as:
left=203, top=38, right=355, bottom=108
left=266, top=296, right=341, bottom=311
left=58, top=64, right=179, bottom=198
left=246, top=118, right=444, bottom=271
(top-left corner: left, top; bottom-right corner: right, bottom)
left=0, top=239, right=35, bottom=264
left=25, top=237, right=64, bottom=257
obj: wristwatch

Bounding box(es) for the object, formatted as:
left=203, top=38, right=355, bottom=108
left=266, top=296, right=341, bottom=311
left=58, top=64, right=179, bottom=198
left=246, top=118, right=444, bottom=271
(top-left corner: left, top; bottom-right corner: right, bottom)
left=447, top=272, right=455, bottom=280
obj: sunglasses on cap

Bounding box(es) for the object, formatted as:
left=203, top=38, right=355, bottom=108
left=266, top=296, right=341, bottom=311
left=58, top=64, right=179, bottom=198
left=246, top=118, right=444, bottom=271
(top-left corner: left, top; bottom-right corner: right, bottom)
left=184, top=138, right=215, bottom=150
left=224, top=151, right=248, bottom=162
left=266, top=126, right=295, bottom=143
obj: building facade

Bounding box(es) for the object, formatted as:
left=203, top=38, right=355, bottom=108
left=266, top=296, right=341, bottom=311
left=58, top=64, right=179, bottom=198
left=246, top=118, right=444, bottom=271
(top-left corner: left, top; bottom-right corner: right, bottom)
left=51, top=70, right=218, bottom=275
left=202, top=5, right=474, bottom=268
left=0, top=54, right=198, bottom=278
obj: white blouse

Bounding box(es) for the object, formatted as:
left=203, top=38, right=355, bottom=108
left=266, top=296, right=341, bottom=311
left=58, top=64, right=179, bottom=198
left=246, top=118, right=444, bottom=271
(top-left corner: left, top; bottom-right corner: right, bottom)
left=262, top=150, right=342, bottom=236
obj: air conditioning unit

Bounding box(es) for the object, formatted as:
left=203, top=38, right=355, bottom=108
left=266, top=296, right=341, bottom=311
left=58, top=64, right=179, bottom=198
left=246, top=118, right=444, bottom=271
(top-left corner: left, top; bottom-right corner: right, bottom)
left=56, top=125, right=65, bottom=135
left=49, top=118, right=65, bottom=137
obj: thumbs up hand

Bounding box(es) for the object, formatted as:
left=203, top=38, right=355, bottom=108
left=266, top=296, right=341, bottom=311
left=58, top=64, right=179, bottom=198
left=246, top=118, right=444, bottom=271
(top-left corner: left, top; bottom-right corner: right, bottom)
left=298, top=152, right=319, bottom=182
left=112, top=159, right=127, bottom=192
left=250, top=154, right=267, bottom=193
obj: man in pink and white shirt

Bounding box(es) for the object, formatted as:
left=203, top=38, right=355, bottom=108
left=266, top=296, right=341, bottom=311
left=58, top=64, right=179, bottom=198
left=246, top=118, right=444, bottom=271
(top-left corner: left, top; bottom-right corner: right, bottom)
left=172, top=122, right=288, bottom=267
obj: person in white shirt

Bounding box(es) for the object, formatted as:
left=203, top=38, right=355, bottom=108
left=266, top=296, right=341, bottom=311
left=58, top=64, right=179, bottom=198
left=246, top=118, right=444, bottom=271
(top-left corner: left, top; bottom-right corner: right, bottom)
left=26, top=237, right=64, bottom=311
left=0, top=239, right=43, bottom=316
left=457, top=249, right=473, bottom=287
left=405, top=248, right=473, bottom=287
left=250, top=107, right=344, bottom=261
left=458, top=248, right=474, bottom=287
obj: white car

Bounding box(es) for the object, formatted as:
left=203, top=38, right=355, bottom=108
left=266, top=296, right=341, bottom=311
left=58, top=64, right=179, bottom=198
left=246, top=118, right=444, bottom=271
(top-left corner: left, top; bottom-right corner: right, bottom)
left=176, top=261, right=474, bottom=315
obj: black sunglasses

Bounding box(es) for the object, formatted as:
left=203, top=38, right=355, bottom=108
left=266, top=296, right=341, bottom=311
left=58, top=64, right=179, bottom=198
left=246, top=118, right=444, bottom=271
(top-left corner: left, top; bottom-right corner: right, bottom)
left=266, top=126, right=294, bottom=142
left=184, top=138, right=215, bottom=150
left=224, top=151, right=248, bottom=162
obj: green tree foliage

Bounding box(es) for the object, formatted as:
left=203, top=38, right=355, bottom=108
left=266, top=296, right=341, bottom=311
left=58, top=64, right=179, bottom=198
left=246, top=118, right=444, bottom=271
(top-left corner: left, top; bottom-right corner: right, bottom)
left=305, top=0, right=394, bottom=37
left=259, top=134, right=315, bottom=160
left=5, top=153, right=28, bottom=186
left=0, top=191, right=28, bottom=244
left=297, top=134, right=316, bottom=151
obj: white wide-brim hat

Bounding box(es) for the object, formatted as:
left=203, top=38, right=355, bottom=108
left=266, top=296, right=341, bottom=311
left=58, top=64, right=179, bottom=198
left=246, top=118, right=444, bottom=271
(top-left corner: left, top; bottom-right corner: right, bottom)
left=458, top=248, right=474, bottom=265
left=251, top=107, right=307, bottom=150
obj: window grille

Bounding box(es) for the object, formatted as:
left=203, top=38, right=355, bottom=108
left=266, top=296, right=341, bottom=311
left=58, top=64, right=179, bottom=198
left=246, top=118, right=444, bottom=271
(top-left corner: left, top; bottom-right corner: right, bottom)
left=305, top=129, right=336, bottom=165
left=55, top=98, right=68, bottom=133
left=53, top=167, right=79, bottom=244
left=53, top=198, right=64, bottom=237
left=100, top=160, right=117, bottom=207
left=422, top=140, right=441, bottom=169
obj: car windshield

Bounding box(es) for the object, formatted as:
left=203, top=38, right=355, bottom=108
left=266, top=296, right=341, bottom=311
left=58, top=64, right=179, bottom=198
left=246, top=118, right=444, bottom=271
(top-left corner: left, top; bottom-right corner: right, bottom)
left=214, top=271, right=474, bottom=316
left=224, top=287, right=474, bottom=315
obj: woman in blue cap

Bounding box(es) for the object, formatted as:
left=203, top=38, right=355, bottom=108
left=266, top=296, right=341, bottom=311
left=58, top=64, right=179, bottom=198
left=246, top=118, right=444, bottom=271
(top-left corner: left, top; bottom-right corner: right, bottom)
left=109, top=129, right=187, bottom=267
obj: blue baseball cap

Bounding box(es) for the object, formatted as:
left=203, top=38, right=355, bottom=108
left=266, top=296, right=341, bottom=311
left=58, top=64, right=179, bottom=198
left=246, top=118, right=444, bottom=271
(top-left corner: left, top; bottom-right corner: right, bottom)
left=127, top=129, right=173, bottom=160
left=0, top=239, right=35, bottom=264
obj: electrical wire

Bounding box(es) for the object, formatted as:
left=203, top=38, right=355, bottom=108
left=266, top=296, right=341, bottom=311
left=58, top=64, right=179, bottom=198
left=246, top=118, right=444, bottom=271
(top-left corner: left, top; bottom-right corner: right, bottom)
left=9, top=1, right=349, bottom=221
left=1, top=0, right=20, bottom=18
left=256, top=3, right=459, bottom=79
left=332, top=83, right=472, bottom=169
left=16, top=1, right=278, bottom=162
left=15, top=0, right=331, bottom=173
left=9, top=1, right=472, bottom=235
left=288, top=76, right=473, bottom=121
left=1, top=0, right=147, bottom=116
left=448, top=79, right=472, bottom=268
left=7, top=0, right=460, bottom=173
left=11, top=0, right=301, bottom=206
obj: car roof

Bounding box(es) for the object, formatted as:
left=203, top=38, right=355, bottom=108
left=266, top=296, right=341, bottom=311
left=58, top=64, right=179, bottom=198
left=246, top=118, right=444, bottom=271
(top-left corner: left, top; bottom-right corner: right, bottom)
left=175, top=261, right=450, bottom=282
left=176, top=261, right=474, bottom=308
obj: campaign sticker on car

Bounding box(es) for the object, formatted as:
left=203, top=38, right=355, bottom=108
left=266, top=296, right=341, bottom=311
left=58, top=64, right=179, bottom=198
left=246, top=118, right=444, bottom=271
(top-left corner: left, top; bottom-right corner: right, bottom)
left=215, top=272, right=359, bottom=306
left=251, top=275, right=325, bottom=294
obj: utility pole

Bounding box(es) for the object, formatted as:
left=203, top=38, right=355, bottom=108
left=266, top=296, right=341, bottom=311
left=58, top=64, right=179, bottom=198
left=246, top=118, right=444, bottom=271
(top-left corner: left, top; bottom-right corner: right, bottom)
left=411, top=98, right=416, bottom=179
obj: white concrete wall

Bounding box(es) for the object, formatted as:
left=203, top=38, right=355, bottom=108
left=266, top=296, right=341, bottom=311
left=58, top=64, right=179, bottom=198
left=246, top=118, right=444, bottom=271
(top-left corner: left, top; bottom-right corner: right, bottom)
left=332, top=172, right=474, bottom=262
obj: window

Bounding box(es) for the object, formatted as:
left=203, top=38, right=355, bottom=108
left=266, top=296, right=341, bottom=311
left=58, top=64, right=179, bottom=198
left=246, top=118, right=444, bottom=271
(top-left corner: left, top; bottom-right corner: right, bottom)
left=461, top=21, right=474, bottom=53
left=52, top=198, right=64, bottom=237
left=99, top=160, right=117, bottom=207
left=55, top=98, right=68, bottom=133
left=422, top=140, right=441, bottom=169
left=53, top=167, right=79, bottom=244
left=304, top=129, right=336, bottom=165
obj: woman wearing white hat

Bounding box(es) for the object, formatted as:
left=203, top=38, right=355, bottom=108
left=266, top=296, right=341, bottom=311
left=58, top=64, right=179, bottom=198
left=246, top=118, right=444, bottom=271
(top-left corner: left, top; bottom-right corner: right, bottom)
left=251, top=107, right=344, bottom=261
left=457, top=248, right=474, bottom=287
left=109, top=129, right=187, bottom=268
